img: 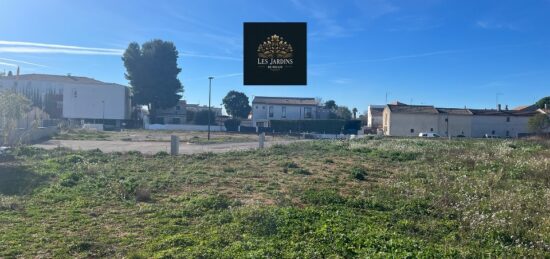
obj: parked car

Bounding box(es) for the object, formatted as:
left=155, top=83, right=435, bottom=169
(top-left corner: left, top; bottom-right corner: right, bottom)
left=418, top=132, right=440, bottom=138
left=484, top=134, right=500, bottom=139
left=456, top=134, right=466, bottom=138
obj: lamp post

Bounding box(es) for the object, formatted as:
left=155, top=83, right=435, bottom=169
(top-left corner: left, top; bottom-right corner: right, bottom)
left=208, top=76, right=214, bottom=140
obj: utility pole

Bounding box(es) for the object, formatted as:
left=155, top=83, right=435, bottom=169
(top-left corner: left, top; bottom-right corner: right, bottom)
left=208, top=76, right=214, bottom=141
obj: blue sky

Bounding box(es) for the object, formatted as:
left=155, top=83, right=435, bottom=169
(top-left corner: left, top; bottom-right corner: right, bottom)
left=1, top=0, right=549, bottom=114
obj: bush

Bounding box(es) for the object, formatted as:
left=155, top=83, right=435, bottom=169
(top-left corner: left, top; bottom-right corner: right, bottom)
left=135, top=187, right=152, bottom=202
left=350, top=167, right=367, bottom=181
left=193, top=110, right=216, bottom=125
left=343, top=120, right=362, bottom=134
left=224, top=119, right=241, bottom=132
left=154, top=151, right=169, bottom=158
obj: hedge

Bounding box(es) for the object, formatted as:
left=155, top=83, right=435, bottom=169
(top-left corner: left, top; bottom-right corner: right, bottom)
left=224, top=119, right=241, bottom=132
left=270, top=120, right=346, bottom=134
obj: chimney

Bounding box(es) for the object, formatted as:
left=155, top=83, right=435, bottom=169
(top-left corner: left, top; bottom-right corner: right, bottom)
left=497, top=104, right=501, bottom=111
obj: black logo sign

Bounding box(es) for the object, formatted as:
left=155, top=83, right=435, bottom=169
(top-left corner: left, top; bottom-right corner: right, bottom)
left=244, top=22, right=307, bottom=85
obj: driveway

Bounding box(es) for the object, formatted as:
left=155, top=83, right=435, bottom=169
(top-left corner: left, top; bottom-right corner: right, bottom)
left=33, top=139, right=304, bottom=155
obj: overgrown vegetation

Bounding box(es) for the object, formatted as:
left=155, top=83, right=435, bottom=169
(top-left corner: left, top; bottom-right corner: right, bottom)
left=1, top=138, right=549, bottom=257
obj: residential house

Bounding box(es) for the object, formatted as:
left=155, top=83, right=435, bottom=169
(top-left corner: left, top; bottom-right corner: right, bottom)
left=383, top=103, right=543, bottom=137
left=251, top=96, right=328, bottom=127
left=0, top=73, right=131, bottom=127
left=155, top=100, right=223, bottom=125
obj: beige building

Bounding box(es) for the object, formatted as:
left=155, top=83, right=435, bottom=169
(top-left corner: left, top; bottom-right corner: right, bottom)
left=383, top=103, right=543, bottom=138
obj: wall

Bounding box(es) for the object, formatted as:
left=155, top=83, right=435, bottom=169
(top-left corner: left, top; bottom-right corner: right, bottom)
left=387, top=113, right=439, bottom=136
left=436, top=114, right=472, bottom=137
left=471, top=115, right=531, bottom=138
left=145, top=124, right=226, bottom=131
left=62, top=83, right=128, bottom=120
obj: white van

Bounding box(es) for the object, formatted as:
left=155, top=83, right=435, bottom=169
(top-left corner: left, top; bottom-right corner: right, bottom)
left=418, top=132, right=440, bottom=138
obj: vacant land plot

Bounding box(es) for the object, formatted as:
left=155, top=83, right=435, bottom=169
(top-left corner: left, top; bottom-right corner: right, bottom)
left=1, top=138, right=550, bottom=258
left=34, top=139, right=303, bottom=154
left=53, top=129, right=298, bottom=144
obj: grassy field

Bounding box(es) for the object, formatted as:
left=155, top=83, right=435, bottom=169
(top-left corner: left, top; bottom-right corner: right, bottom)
left=1, top=138, right=549, bottom=258
left=52, top=129, right=297, bottom=144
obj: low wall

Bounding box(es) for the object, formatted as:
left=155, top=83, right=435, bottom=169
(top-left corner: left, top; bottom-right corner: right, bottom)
left=145, top=124, right=226, bottom=132
left=0, top=126, right=59, bottom=146
left=83, top=124, right=104, bottom=131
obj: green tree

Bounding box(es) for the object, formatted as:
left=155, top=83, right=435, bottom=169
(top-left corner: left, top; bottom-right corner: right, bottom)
left=535, top=96, right=550, bottom=109
left=122, top=40, right=183, bottom=119
left=325, top=100, right=337, bottom=110
left=528, top=113, right=550, bottom=133
left=335, top=106, right=352, bottom=120
left=352, top=107, right=358, bottom=119
left=0, top=91, right=31, bottom=145
left=222, top=91, right=251, bottom=118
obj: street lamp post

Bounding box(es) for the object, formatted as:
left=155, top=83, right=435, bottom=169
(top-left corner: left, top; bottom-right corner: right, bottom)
left=208, top=76, right=214, bottom=140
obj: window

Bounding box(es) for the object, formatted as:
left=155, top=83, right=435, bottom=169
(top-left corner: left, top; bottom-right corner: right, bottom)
left=304, top=107, right=312, bottom=118
left=506, top=117, right=510, bottom=122
left=445, top=118, right=448, bottom=122
left=175, top=106, right=180, bottom=111
left=430, top=128, right=433, bottom=132
left=269, top=106, right=274, bottom=117
left=410, top=129, right=414, bottom=133
left=172, top=118, right=181, bottom=124
left=282, top=106, right=286, bottom=118
left=491, top=130, right=495, bottom=135
left=255, top=106, right=258, bottom=109
left=262, top=106, right=265, bottom=110
left=506, top=130, right=510, bottom=136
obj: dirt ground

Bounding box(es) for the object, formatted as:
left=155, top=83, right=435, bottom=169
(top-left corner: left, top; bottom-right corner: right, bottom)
left=33, top=139, right=304, bottom=154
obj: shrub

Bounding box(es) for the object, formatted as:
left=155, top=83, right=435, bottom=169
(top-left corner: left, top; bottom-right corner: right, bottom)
left=292, top=168, right=311, bottom=175
left=224, top=119, right=241, bottom=132
left=154, top=151, right=169, bottom=158
left=135, top=187, right=152, bottom=202
left=60, top=172, right=83, bottom=187
left=350, top=167, right=367, bottom=181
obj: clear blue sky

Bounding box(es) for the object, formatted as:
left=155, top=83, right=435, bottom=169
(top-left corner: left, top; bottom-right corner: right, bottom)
left=1, top=0, right=549, bottom=114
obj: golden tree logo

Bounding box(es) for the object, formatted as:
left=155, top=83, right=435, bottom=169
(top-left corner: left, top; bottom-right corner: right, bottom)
left=257, top=34, right=294, bottom=59
left=256, top=34, right=294, bottom=71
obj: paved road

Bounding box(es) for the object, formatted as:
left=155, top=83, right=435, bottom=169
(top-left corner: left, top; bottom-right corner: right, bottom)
left=33, top=139, right=303, bottom=155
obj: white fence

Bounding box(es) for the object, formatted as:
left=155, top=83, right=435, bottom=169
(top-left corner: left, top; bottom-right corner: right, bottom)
left=145, top=124, right=226, bottom=132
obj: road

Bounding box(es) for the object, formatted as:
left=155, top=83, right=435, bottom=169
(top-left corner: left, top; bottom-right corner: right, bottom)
left=33, top=139, right=303, bottom=155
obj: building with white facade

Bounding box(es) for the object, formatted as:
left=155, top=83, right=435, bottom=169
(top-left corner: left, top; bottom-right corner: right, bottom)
left=383, top=103, right=543, bottom=138
left=0, top=74, right=131, bottom=126
left=251, top=96, right=329, bottom=127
